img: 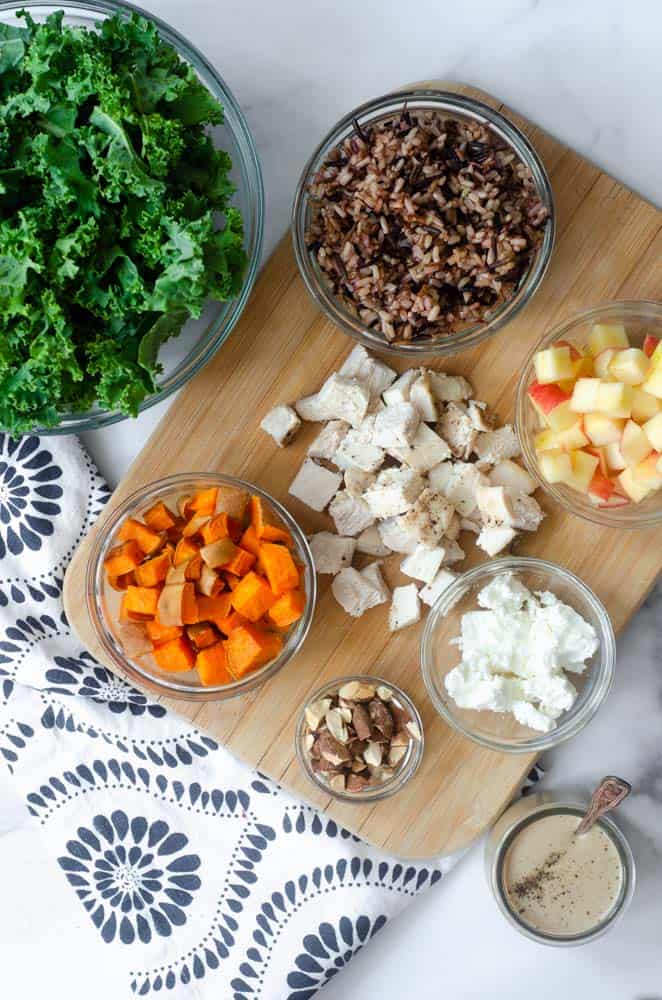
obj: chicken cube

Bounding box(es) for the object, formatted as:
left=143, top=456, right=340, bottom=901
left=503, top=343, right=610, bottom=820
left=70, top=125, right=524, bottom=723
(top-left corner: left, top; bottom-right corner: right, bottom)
left=307, top=420, right=350, bottom=461
left=488, top=459, right=537, bottom=496
left=289, top=459, right=342, bottom=511
left=437, top=402, right=477, bottom=459
left=372, top=402, right=420, bottom=448
left=410, top=371, right=439, bottom=421
left=473, top=424, right=521, bottom=466
left=360, top=561, right=390, bottom=605
left=428, top=371, right=473, bottom=402
left=511, top=494, right=545, bottom=532
left=398, top=488, right=454, bottom=547
left=389, top=584, right=421, bottom=632
left=476, top=525, right=517, bottom=557
left=377, top=517, right=419, bottom=554
left=388, top=423, right=451, bottom=473
left=332, top=567, right=384, bottom=617
left=335, top=429, right=385, bottom=473
left=419, top=568, right=458, bottom=607
left=356, top=524, right=392, bottom=556
left=328, top=490, right=375, bottom=536
left=344, top=467, right=376, bottom=498
left=363, top=468, right=425, bottom=518
left=308, top=532, right=356, bottom=574
left=260, top=404, right=301, bottom=447
left=400, top=544, right=446, bottom=584
left=383, top=368, right=421, bottom=406
left=339, top=345, right=397, bottom=401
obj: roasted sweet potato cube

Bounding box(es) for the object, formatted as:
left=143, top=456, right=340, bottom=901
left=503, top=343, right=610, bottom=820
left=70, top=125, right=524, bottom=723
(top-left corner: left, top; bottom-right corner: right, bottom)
left=104, top=540, right=143, bottom=577
left=200, top=537, right=237, bottom=569
left=156, top=582, right=198, bottom=627
left=145, top=621, right=183, bottom=646
left=124, top=585, right=160, bottom=618
left=174, top=537, right=199, bottom=566
left=223, top=547, right=255, bottom=577
left=196, top=642, right=233, bottom=686
left=260, top=523, right=293, bottom=546
left=195, top=593, right=233, bottom=629
left=184, top=553, right=203, bottom=582
left=214, top=485, right=249, bottom=520
left=259, top=543, right=299, bottom=595
left=188, top=487, right=219, bottom=517
left=267, top=589, right=305, bottom=629
left=118, top=517, right=163, bottom=555
left=152, top=636, right=195, bottom=672
left=216, top=610, right=247, bottom=636
left=182, top=514, right=210, bottom=538
left=201, top=513, right=230, bottom=545
left=134, top=550, right=171, bottom=588
left=143, top=501, right=177, bottom=532
left=107, top=571, right=136, bottom=591
left=239, top=525, right=260, bottom=557
left=225, top=624, right=283, bottom=678
left=186, top=621, right=219, bottom=650
left=230, top=571, right=277, bottom=622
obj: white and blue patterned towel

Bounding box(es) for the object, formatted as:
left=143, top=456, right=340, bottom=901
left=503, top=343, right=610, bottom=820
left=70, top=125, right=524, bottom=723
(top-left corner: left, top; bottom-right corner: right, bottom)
left=0, top=432, right=542, bottom=999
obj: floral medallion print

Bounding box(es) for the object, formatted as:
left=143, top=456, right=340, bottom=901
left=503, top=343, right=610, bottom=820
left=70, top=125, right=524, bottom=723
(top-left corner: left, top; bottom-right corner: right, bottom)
left=0, top=435, right=63, bottom=558
left=287, top=915, right=387, bottom=998
left=58, top=811, right=201, bottom=945
left=45, top=651, right=166, bottom=718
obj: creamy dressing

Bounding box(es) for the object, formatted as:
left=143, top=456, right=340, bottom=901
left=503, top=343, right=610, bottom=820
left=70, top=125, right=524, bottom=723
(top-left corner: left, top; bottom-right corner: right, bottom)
left=502, top=812, right=623, bottom=937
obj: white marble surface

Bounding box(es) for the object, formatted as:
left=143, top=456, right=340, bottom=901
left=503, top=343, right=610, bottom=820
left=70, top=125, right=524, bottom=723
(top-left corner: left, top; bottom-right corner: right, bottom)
left=3, top=0, right=662, bottom=997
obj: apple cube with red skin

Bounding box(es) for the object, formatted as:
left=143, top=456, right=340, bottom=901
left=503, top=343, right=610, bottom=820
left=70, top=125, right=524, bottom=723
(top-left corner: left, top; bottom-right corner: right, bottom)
left=643, top=411, right=662, bottom=451
left=608, top=348, right=650, bottom=386
left=539, top=451, right=572, bottom=484
left=620, top=420, right=652, bottom=467
left=643, top=335, right=660, bottom=359
left=604, top=440, right=627, bottom=472
left=631, top=388, right=662, bottom=423
left=588, top=469, right=616, bottom=506
left=583, top=413, right=625, bottom=446
left=527, top=382, right=572, bottom=423
left=565, top=450, right=599, bottom=493
left=617, top=467, right=654, bottom=503
left=585, top=446, right=608, bottom=476
left=632, top=452, right=662, bottom=485
left=642, top=366, right=662, bottom=400
left=588, top=323, right=629, bottom=358
left=534, top=346, right=577, bottom=385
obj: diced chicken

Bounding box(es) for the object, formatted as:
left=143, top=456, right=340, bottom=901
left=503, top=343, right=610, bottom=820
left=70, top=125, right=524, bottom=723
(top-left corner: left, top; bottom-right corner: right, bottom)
left=511, top=494, right=545, bottom=532
left=339, top=345, right=397, bottom=401
left=372, top=401, right=420, bottom=448
left=307, top=420, right=350, bottom=461
left=377, top=517, right=419, bottom=554
left=399, top=488, right=454, bottom=547
left=332, top=567, right=385, bottom=617
left=383, top=368, right=421, bottom=406
left=428, top=371, right=473, bottom=402
left=445, top=512, right=461, bottom=541
left=476, top=525, right=517, bottom=557
left=344, top=467, right=375, bottom=498
left=475, top=484, right=516, bottom=527
left=260, top=404, right=301, bottom=447
left=400, top=544, right=446, bottom=584
left=420, top=568, right=458, bottom=607
left=466, top=399, right=493, bottom=432
left=433, top=461, right=487, bottom=517
left=360, top=561, right=390, bottom=605
left=488, top=459, right=537, bottom=497
left=473, top=424, right=521, bottom=466
left=460, top=515, right=482, bottom=534
left=308, top=532, right=356, bottom=574
left=427, top=460, right=456, bottom=495
left=389, top=583, right=421, bottom=632
left=437, top=402, right=477, bottom=460
left=363, top=468, right=425, bottom=518
left=356, top=524, right=391, bottom=556
left=388, top=423, right=451, bottom=473
left=289, top=459, right=342, bottom=511
left=335, top=429, right=385, bottom=473
left=329, top=490, right=375, bottom=536
left=318, top=373, right=371, bottom=427
left=410, top=371, right=438, bottom=421
left=295, top=391, right=332, bottom=423
left=441, top=539, right=465, bottom=564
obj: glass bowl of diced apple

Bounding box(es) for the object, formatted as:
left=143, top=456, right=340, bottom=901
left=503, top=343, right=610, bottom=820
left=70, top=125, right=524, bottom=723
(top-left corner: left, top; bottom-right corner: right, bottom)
left=515, top=301, right=662, bottom=528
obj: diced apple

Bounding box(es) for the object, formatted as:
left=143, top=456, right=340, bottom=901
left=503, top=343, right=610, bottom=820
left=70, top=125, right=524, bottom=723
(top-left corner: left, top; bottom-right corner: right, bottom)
left=620, top=420, right=652, bottom=467
left=554, top=421, right=589, bottom=451
left=595, top=382, right=633, bottom=418
left=642, top=366, right=662, bottom=400
left=643, top=411, right=662, bottom=451
left=631, top=388, right=662, bottom=423
left=534, top=429, right=559, bottom=453
left=598, top=492, right=630, bottom=508
left=570, top=378, right=602, bottom=413
left=617, top=467, right=653, bottom=503
left=631, top=452, right=662, bottom=485
left=650, top=340, right=662, bottom=367
left=588, top=323, right=629, bottom=357
left=566, top=450, right=599, bottom=493
left=534, top=346, right=576, bottom=385
left=585, top=446, right=608, bottom=476
left=539, top=451, right=572, bottom=484
left=593, top=349, right=619, bottom=379
left=527, top=382, right=571, bottom=423
left=554, top=339, right=582, bottom=362
left=643, top=334, right=660, bottom=359
left=608, top=348, right=650, bottom=386
left=588, top=470, right=615, bottom=505
left=584, top=413, right=625, bottom=446
left=547, top=400, right=581, bottom=432
left=604, top=440, right=627, bottom=472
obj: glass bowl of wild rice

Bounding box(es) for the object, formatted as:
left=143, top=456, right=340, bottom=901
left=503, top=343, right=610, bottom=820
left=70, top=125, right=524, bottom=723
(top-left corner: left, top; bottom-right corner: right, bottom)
left=292, top=89, right=555, bottom=357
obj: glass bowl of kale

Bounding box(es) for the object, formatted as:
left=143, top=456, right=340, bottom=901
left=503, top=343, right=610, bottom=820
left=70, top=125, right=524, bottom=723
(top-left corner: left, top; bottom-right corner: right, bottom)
left=0, top=0, right=264, bottom=434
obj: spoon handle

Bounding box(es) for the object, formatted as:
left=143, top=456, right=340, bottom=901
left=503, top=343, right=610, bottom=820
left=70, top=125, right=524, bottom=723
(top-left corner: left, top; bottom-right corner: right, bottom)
left=576, top=776, right=632, bottom=836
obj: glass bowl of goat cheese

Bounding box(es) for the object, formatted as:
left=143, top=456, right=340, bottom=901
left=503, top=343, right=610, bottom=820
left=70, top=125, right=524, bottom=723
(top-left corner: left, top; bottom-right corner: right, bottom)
left=420, top=557, right=615, bottom=752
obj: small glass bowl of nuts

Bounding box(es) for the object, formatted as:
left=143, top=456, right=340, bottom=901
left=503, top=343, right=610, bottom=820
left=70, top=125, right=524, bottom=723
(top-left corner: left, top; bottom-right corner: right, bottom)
left=295, top=674, right=424, bottom=802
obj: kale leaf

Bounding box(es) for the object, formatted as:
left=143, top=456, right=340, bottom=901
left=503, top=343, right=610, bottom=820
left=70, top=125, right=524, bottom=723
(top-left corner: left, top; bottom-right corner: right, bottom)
left=0, top=10, right=246, bottom=433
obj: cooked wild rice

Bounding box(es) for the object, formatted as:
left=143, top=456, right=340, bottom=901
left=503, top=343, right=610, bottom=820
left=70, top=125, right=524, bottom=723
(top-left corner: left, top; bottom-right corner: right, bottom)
left=306, top=109, right=549, bottom=344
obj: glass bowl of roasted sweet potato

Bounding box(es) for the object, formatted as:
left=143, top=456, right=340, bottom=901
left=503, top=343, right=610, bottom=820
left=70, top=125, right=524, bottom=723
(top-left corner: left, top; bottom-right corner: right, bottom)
left=87, top=473, right=316, bottom=700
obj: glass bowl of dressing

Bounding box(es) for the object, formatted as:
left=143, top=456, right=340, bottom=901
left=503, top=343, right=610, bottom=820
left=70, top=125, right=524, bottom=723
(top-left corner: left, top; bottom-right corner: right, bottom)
left=485, top=791, right=636, bottom=945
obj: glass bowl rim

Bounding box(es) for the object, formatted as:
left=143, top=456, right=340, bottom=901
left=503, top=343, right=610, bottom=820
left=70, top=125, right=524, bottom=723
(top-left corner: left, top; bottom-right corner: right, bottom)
left=86, top=471, right=317, bottom=701
left=419, top=555, right=616, bottom=753
left=295, top=673, right=424, bottom=803
left=1, top=0, right=265, bottom=434
left=488, top=799, right=636, bottom=946
left=515, top=299, right=662, bottom=529
left=292, top=86, right=556, bottom=358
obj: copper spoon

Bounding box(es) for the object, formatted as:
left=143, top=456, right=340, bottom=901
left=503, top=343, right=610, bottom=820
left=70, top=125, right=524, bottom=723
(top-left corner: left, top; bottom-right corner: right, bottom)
left=576, top=775, right=632, bottom=836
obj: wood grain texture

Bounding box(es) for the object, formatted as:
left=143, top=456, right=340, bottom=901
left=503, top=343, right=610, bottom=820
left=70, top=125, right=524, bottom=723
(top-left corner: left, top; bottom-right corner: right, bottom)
left=63, top=83, right=662, bottom=859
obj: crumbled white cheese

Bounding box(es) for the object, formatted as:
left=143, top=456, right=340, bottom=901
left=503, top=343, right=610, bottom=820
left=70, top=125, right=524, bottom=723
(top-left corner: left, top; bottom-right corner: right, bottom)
left=328, top=490, right=375, bottom=536
left=260, top=404, right=301, bottom=447
left=307, top=420, right=350, bottom=461
left=445, top=573, right=598, bottom=732
left=400, top=544, right=445, bottom=584
left=308, top=532, right=356, bottom=574
left=289, top=459, right=342, bottom=511
left=389, top=583, right=421, bottom=632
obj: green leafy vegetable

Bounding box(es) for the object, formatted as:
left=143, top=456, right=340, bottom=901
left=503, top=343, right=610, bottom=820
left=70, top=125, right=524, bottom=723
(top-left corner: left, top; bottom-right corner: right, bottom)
left=0, top=10, right=246, bottom=433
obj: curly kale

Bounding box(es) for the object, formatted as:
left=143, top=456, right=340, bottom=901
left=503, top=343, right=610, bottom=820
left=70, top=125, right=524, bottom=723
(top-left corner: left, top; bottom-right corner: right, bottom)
left=0, top=10, right=246, bottom=433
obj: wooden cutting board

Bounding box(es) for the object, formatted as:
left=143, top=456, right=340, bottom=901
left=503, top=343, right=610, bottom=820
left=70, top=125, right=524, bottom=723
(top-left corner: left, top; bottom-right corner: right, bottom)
left=64, top=83, right=662, bottom=859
